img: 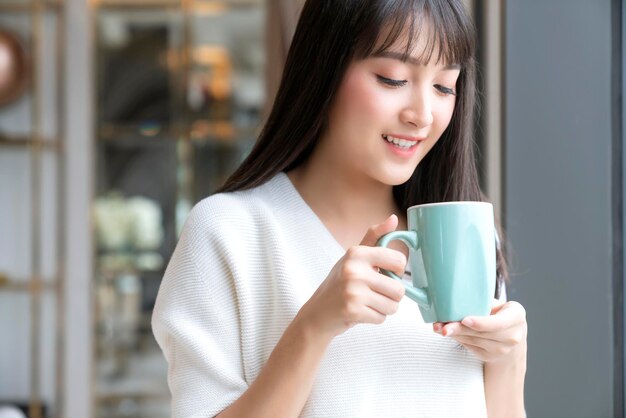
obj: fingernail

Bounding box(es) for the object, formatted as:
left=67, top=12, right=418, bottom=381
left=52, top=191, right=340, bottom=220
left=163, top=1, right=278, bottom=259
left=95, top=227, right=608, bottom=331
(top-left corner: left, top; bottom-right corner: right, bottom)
left=462, top=318, right=474, bottom=327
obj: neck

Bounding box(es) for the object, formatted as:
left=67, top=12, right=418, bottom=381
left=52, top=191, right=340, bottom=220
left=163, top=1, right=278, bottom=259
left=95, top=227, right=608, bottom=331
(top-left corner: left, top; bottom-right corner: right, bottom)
left=287, top=148, right=405, bottom=249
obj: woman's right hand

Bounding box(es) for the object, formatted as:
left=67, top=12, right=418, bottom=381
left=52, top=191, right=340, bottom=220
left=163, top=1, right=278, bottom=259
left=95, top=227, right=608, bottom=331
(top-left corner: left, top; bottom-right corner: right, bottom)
left=297, top=215, right=408, bottom=339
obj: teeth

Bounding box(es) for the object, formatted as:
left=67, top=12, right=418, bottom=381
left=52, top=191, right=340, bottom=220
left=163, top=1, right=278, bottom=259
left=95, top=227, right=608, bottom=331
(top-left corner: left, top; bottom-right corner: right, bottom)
left=382, top=134, right=418, bottom=149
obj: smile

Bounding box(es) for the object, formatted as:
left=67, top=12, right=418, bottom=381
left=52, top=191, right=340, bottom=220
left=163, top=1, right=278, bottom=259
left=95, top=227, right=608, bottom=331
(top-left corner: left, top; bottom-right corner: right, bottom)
left=382, top=134, right=419, bottom=149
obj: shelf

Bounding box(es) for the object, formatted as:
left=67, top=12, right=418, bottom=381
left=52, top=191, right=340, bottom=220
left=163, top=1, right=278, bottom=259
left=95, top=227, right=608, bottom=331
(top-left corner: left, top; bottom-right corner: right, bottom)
left=95, top=0, right=181, bottom=11
left=0, top=280, right=56, bottom=293
left=95, top=251, right=165, bottom=276
left=98, top=123, right=184, bottom=142
left=0, top=135, right=62, bottom=150
left=95, top=0, right=260, bottom=10
left=97, top=122, right=257, bottom=145
left=0, top=0, right=63, bottom=12
left=96, top=345, right=169, bottom=402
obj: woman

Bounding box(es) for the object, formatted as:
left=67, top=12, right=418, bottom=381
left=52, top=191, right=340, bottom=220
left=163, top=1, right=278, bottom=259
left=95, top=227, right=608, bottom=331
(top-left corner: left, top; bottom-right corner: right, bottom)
left=153, top=0, right=527, bottom=417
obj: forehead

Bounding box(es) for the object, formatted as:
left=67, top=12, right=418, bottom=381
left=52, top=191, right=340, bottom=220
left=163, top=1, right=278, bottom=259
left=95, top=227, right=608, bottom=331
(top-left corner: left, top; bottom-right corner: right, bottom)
left=375, top=19, right=445, bottom=64
left=363, top=8, right=469, bottom=67
left=372, top=50, right=461, bottom=71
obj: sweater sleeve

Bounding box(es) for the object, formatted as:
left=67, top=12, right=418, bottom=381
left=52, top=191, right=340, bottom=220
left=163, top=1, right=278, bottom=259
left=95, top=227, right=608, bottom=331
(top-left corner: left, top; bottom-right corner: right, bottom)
left=152, top=203, right=247, bottom=418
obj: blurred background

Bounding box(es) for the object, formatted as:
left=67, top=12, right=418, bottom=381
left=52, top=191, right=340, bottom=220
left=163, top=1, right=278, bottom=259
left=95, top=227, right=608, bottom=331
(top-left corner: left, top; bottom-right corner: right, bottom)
left=0, top=0, right=620, bottom=417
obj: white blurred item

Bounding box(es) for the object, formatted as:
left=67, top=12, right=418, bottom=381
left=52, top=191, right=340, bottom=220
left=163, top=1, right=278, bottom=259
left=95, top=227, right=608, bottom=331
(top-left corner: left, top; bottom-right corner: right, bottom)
left=0, top=406, right=26, bottom=418
left=127, top=196, right=164, bottom=251
left=94, top=194, right=164, bottom=252
left=94, top=193, right=134, bottom=251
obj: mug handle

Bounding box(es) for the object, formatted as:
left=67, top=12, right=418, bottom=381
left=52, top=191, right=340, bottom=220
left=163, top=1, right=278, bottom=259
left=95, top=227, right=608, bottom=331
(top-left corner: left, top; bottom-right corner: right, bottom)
left=376, top=231, right=430, bottom=308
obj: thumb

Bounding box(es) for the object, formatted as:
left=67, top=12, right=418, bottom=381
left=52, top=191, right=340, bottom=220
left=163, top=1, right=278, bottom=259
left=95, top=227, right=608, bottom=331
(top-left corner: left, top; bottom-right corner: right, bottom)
left=490, top=298, right=507, bottom=315
left=360, top=214, right=399, bottom=247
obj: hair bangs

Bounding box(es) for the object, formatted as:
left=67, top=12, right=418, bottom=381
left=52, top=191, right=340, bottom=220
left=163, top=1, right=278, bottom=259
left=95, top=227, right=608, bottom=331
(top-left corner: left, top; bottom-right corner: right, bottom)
left=355, top=0, right=475, bottom=67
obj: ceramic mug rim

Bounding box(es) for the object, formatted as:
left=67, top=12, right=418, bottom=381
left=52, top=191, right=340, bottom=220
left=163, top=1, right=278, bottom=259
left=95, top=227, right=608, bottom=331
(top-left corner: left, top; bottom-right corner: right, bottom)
left=407, top=201, right=493, bottom=210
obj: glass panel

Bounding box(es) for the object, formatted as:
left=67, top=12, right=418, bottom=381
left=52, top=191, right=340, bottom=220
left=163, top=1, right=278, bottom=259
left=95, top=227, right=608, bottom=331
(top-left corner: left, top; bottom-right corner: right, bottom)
left=0, top=293, right=31, bottom=414
left=94, top=139, right=175, bottom=415
left=93, top=2, right=265, bottom=416
left=40, top=291, right=57, bottom=418
left=183, top=1, right=264, bottom=220
left=189, top=137, right=253, bottom=201
left=40, top=150, right=58, bottom=283
left=0, top=149, right=32, bottom=284
left=189, top=4, right=265, bottom=136
left=94, top=9, right=184, bottom=417
left=0, top=293, right=55, bottom=417
left=96, top=8, right=184, bottom=141
left=0, top=14, right=33, bottom=140
left=40, top=11, right=60, bottom=143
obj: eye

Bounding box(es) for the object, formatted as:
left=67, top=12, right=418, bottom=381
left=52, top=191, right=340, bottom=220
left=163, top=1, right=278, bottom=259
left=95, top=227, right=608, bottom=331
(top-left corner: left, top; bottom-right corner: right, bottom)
left=434, top=84, right=457, bottom=96
left=376, top=75, right=407, bottom=88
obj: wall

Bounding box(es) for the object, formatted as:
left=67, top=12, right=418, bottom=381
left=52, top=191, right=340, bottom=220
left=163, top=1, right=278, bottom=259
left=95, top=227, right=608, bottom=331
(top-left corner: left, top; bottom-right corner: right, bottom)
left=505, top=0, right=617, bottom=416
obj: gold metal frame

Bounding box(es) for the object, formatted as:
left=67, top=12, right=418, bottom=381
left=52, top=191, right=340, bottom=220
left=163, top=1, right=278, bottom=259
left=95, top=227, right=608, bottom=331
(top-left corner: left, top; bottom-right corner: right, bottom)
left=0, top=1, right=65, bottom=417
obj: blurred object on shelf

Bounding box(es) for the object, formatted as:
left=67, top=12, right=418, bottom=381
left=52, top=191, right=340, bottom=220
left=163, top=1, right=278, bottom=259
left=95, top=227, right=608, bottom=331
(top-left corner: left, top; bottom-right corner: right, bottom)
left=0, top=405, right=26, bottom=418
left=191, top=45, right=231, bottom=101
left=188, top=45, right=233, bottom=123
left=93, top=193, right=164, bottom=379
left=190, top=119, right=234, bottom=141
left=0, top=29, right=29, bottom=107
left=97, top=271, right=142, bottom=379
left=93, top=193, right=164, bottom=254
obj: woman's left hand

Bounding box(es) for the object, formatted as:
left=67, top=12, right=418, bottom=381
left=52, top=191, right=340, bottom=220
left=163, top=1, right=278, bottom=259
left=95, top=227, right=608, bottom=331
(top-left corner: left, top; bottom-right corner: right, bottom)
left=433, top=300, right=528, bottom=363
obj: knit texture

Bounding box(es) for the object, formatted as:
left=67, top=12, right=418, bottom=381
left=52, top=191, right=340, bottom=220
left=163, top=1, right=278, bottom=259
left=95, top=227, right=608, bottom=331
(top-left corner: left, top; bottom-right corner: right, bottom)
left=152, top=172, right=488, bottom=418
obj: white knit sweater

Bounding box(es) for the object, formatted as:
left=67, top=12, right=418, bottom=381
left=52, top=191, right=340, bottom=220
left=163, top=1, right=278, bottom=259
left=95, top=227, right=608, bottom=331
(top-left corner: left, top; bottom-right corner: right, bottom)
left=152, top=172, right=488, bottom=418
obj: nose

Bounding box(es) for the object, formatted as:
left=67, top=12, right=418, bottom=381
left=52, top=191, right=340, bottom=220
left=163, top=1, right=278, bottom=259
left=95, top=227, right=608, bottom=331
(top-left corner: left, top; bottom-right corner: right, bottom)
left=400, top=93, right=434, bottom=128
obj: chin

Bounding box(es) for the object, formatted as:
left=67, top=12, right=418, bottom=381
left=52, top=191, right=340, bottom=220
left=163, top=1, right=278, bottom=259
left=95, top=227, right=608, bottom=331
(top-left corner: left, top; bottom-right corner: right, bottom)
left=376, top=168, right=416, bottom=187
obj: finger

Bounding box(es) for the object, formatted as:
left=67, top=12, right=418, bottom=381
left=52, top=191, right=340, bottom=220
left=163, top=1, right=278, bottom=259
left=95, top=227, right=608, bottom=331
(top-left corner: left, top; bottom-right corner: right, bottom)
left=368, top=272, right=405, bottom=302
left=440, top=321, right=461, bottom=336
left=366, top=290, right=401, bottom=316
left=451, top=333, right=506, bottom=348
left=460, top=302, right=525, bottom=333
left=490, top=298, right=507, bottom=313
left=433, top=322, right=446, bottom=333
left=442, top=322, right=510, bottom=342
left=360, top=214, right=398, bottom=247
left=362, top=307, right=388, bottom=325
left=346, top=245, right=406, bottom=277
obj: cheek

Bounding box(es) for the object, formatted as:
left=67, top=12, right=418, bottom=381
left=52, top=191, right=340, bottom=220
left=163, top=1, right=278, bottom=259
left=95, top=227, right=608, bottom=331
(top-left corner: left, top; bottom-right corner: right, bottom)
left=333, top=71, right=388, bottom=125
left=434, top=101, right=456, bottom=133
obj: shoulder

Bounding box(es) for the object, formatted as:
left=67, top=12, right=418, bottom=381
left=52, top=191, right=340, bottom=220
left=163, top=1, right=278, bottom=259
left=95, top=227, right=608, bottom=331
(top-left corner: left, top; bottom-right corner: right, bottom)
left=182, top=173, right=289, bottom=240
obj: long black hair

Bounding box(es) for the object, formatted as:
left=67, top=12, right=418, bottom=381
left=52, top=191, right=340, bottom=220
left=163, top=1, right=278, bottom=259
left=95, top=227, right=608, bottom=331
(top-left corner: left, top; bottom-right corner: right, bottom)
left=218, top=0, right=508, bottom=293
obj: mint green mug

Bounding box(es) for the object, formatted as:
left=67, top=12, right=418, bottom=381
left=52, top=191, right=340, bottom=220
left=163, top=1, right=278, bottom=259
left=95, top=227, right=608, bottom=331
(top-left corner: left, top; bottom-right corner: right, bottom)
left=376, top=202, right=496, bottom=323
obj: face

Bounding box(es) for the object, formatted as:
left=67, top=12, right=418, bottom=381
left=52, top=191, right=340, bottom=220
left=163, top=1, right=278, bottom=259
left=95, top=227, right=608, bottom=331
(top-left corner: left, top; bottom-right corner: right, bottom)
left=320, top=34, right=461, bottom=186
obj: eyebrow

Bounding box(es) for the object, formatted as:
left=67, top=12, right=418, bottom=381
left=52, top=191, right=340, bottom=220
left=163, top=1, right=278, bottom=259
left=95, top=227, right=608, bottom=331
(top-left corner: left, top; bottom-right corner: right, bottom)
left=372, top=51, right=461, bottom=70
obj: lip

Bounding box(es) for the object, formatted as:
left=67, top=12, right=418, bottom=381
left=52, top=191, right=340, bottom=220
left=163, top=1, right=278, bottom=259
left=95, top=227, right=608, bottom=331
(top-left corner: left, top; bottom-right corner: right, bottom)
left=382, top=134, right=422, bottom=158
left=384, top=133, right=428, bottom=142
